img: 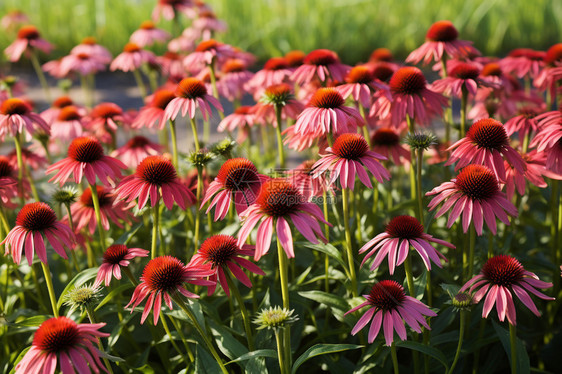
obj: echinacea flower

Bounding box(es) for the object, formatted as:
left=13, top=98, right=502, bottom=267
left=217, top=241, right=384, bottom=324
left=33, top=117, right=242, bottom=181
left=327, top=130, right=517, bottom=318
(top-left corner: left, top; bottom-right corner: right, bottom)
left=183, top=39, right=234, bottom=73
left=71, top=36, right=112, bottom=65
left=345, top=280, right=436, bottom=345
left=69, top=186, right=135, bottom=235
left=202, top=158, right=265, bottom=221
left=50, top=105, right=84, bottom=141
left=109, top=43, right=156, bottom=72
left=218, top=106, right=256, bottom=142
left=312, top=133, right=390, bottom=190
left=431, top=62, right=495, bottom=98
left=132, top=89, right=176, bottom=130
left=4, top=25, right=53, bottom=62
left=371, top=66, right=447, bottom=128
left=217, top=59, right=254, bottom=102
left=504, top=104, right=545, bottom=140
left=152, top=0, right=196, bottom=21
left=87, top=102, right=126, bottom=139
left=254, top=84, right=304, bottom=125
left=533, top=43, right=562, bottom=97
left=406, top=20, right=479, bottom=65
left=94, top=244, right=149, bottom=287
left=130, top=21, right=170, bottom=47
left=189, top=235, right=265, bottom=296
left=58, top=52, right=107, bottom=76
left=1, top=10, right=29, bottom=31
left=291, top=49, right=349, bottom=85
left=237, top=178, right=331, bottom=261
left=446, top=118, right=526, bottom=181
left=254, top=306, right=298, bottom=331
left=126, top=255, right=214, bottom=324
left=531, top=110, right=562, bottom=174
left=111, top=136, right=162, bottom=169
left=359, top=215, right=453, bottom=274
left=40, top=96, right=78, bottom=124
left=0, top=98, right=50, bottom=140
left=371, top=128, right=411, bottom=166
left=426, top=164, right=517, bottom=235
left=115, top=155, right=195, bottom=210
left=157, top=52, right=185, bottom=80
left=286, top=160, right=330, bottom=199
left=0, top=156, right=18, bottom=204
left=15, top=316, right=109, bottom=374
left=164, top=77, right=223, bottom=121
left=503, top=150, right=550, bottom=200
left=245, top=57, right=293, bottom=96
left=46, top=136, right=127, bottom=187
left=460, top=255, right=554, bottom=325
left=192, top=11, right=227, bottom=40
left=500, top=48, right=545, bottom=79
left=337, top=65, right=387, bottom=108
left=1, top=202, right=74, bottom=265
left=7, top=147, right=47, bottom=171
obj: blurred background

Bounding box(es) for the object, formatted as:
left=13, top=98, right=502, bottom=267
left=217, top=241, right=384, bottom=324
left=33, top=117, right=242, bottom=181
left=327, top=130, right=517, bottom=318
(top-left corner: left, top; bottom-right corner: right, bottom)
left=1, top=0, right=560, bottom=64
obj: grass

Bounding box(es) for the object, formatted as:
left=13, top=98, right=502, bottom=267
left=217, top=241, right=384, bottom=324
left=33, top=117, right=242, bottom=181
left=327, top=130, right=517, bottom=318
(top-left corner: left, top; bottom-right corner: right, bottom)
left=0, top=0, right=561, bottom=64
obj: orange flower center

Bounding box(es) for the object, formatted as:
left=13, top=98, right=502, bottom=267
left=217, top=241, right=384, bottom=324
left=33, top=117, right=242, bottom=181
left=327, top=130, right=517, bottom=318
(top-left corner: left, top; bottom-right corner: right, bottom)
left=68, top=136, right=104, bottom=163
left=175, top=78, right=207, bottom=99
left=16, top=202, right=57, bottom=232
left=389, top=67, right=427, bottom=95
left=1, top=98, right=30, bottom=115
left=425, top=20, right=458, bottom=42
left=367, top=280, right=406, bottom=310
left=482, top=255, right=525, bottom=287
left=332, top=133, right=369, bottom=160
left=455, top=165, right=499, bottom=201
left=304, top=49, right=339, bottom=66
left=33, top=317, right=80, bottom=353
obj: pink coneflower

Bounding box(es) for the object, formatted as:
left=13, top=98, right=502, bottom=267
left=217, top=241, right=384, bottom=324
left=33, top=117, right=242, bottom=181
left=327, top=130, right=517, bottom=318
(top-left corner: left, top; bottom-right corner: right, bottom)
left=94, top=244, right=149, bottom=287
left=217, top=59, right=254, bottom=101
left=500, top=48, right=545, bottom=79
left=371, top=128, right=411, bottom=166
left=336, top=65, right=387, bottom=108
left=1, top=202, right=74, bottom=265
left=0, top=98, right=49, bottom=140
left=15, top=316, right=109, bottom=374
left=370, top=62, right=398, bottom=83
left=7, top=147, right=47, bottom=171
left=115, top=155, right=195, bottom=210
left=530, top=110, right=562, bottom=174
left=359, top=215, right=453, bottom=274
left=0, top=156, right=19, bottom=205
left=431, top=62, right=496, bottom=97
left=69, top=186, right=135, bottom=235
left=533, top=44, right=562, bottom=97
left=253, top=84, right=304, bottom=126
left=110, top=43, right=156, bottom=72
left=503, top=150, right=550, bottom=200
left=1, top=10, right=29, bottom=31
left=426, top=165, right=517, bottom=235
left=132, top=89, right=176, bottom=130
left=292, top=49, right=349, bottom=85
left=286, top=160, right=330, bottom=200
left=345, top=280, right=436, bottom=345
left=446, top=118, right=526, bottom=181
left=369, top=48, right=394, bottom=63
left=245, top=57, right=292, bottom=96
left=237, top=178, right=331, bottom=261
left=152, top=0, right=196, bottom=21
left=312, top=133, right=390, bottom=190
left=158, top=52, right=186, bottom=80
left=371, top=67, right=447, bottom=128
left=202, top=158, right=265, bottom=220
left=126, top=256, right=214, bottom=324
left=406, top=20, right=479, bottom=65
left=164, top=77, right=223, bottom=121
left=192, top=11, right=227, bottom=40
left=294, top=87, right=363, bottom=135
left=46, top=136, right=127, bottom=187
left=50, top=105, right=84, bottom=141
left=58, top=52, right=107, bottom=76
left=40, top=96, right=78, bottom=124
left=111, top=136, right=162, bottom=169
left=189, top=235, right=265, bottom=296
left=285, top=50, right=305, bottom=68
left=71, top=37, right=112, bottom=64
left=218, top=106, right=256, bottom=142
left=4, top=25, right=53, bottom=62
left=86, top=102, right=126, bottom=141
left=504, top=104, right=545, bottom=139
left=130, top=20, right=171, bottom=47
left=183, top=39, right=234, bottom=73
left=167, top=28, right=198, bottom=53
left=460, top=255, right=554, bottom=325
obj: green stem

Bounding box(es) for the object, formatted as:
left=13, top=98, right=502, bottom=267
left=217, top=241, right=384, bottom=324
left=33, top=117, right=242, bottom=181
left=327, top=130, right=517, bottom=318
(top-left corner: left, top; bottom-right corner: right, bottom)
left=62, top=203, right=80, bottom=272
left=85, top=306, right=114, bottom=374
left=123, top=266, right=138, bottom=286
left=460, top=88, right=468, bottom=138
left=440, top=56, right=452, bottom=145
left=467, top=225, right=476, bottom=281
left=223, top=268, right=255, bottom=351
left=275, top=330, right=288, bottom=374
left=151, top=199, right=160, bottom=259
left=448, top=310, right=465, bottom=374
left=89, top=183, right=107, bottom=251
left=323, top=190, right=330, bottom=292
left=509, top=323, right=517, bottom=374
left=160, top=314, right=187, bottom=362
left=40, top=262, right=59, bottom=317
left=203, top=118, right=210, bottom=144
left=13, top=135, right=26, bottom=205
left=406, top=115, right=416, bottom=204
left=277, top=238, right=292, bottom=368
left=132, top=69, right=147, bottom=98
left=390, top=343, right=400, bottom=374
left=29, top=50, right=51, bottom=101
left=403, top=255, right=415, bottom=298
left=81, top=74, right=93, bottom=108
left=415, top=149, right=424, bottom=222
left=208, top=60, right=224, bottom=120
left=274, top=104, right=286, bottom=169
left=342, top=188, right=358, bottom=297
left=173, top=296, right=229, bottom=374
left=190, top=117, right=200, bottom=152
left=169, top=119, right=179, bottom=169
left=168, top=315, right=195, bottom=363
left=194, top=167, right=202, bottom=252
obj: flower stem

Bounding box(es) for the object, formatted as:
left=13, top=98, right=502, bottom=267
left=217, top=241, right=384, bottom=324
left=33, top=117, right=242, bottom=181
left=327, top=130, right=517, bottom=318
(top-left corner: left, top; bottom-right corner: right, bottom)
left=274, top=104, right=286, bottom=169
left=277, top=238, right=292, bottom=368
left=169, top=119, right=179, bottom=169
left=151, top=199, right=160, bottom=259
left=190, top=117, right=200, bottom=152
left=274, top=329, right=289, bottom=374
left=13, top=134, right=26, bottom=205
left=89, top=183, right=107, bottom=251
left=168, top=314, right=195, bottom=363
left=85, top=305, right=115, bottom=374
left=208, top=60, right=224, bottom=120
left=122, top=266, right=138, bottom=286
left=415, top=148, right=424, bottom=222
left=509, top=323, right=517, bottom=374
left=322, top=190, right=330, bottom=292
left=342, top=188, right=358, bottom=298
left=29, top=50, right=51, bottom=101
left=406, top=115, right=416, bottom=204
left=460, top=88, right=468, bottom=138
left=132, top=69, right=147, bottom=98
left=193, top=166, right=203, bottom=252
left=63, top=203, right=80, bottom=272
left=80, top=74, right=93, bottom=108
left=223, top=268, right=255, bottom=351
left=160, top=313, right=189, bottom=363
left=448, top=310, right=465, bottom=374
left=467, top=225, right=476, bottom=281
left=40, top=261, right=59, bottom=317
left=390, top=343, right=400, bottom=374
left=173, top=296, right=229, bottom=374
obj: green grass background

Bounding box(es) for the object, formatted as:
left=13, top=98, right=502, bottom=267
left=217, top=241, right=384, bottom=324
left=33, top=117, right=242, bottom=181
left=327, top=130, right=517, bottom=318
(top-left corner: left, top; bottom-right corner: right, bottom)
left=0, top=0, right=561, bottom=64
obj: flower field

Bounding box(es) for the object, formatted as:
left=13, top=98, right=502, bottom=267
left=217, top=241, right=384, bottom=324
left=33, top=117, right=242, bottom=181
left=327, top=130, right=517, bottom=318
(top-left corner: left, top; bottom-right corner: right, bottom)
left=0, top=1, right=561, bottom=374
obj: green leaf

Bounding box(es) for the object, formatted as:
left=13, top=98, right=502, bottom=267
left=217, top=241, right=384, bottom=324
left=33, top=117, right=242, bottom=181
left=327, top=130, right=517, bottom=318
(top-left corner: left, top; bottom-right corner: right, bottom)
left=195, top=345, right=222, bottom=374
left=115, top=221, right=144, bottom=245
left=492, top=321, right=531, bottom=374
left=291, top=344, right=362, bottom=374
left=440, top=283, right=461, bottom=299
left=57, top=267, right=99, bottom=309
left=95, top=283, right=133, bottom=311
left=394, top=341, right=449, bottom=371
left=98, top=350, right=126, bottom=363
left=225, top=349, right=277, bottom=365
left=209, top=321, right=248, bottom=362
left=301, top=242, right=350, bottom=278
left=15, top=315, right=49, bottom=327
left=298, top=290, right=349, bottom=311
